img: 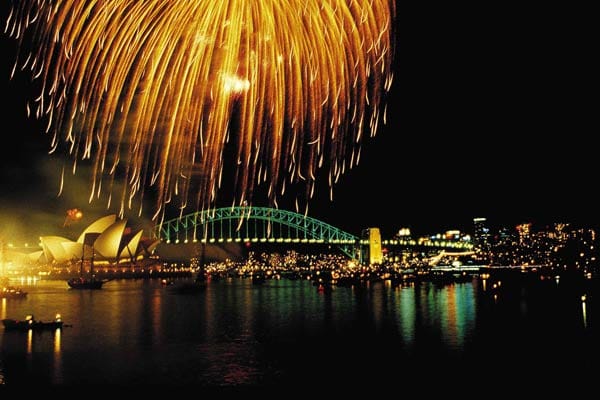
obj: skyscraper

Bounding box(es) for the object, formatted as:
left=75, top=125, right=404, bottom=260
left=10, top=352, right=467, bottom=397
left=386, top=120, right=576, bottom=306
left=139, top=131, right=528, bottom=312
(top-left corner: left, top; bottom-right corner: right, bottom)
left=473, top=217, right=491, bottom=258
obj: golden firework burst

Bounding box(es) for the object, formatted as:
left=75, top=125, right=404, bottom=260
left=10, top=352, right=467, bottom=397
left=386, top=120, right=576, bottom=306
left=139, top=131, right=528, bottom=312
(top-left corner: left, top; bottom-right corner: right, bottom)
left=4, top=0, right=395, bottom=221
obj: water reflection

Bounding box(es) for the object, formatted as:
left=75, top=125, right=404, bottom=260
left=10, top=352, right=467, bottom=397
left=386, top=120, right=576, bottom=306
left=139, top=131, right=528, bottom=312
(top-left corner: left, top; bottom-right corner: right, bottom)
left=53, top=329, right=62, bottom=384
left=150, top=288, right=162, bottom=343
left=0, top=277, right=595, bottom=385
left=54, top=329, right=61, bottom=354
left=397, top=286, right=416, bottom=348
left=26, top=330, right=32, bottom=355
left=582, top=295, right=588, bottom=328
left=409, top=282, right=477, bottom=351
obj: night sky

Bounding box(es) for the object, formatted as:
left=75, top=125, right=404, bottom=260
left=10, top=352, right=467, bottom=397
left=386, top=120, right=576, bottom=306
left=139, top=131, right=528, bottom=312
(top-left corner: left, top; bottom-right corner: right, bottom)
left=0, top=2, right=595, bottom=244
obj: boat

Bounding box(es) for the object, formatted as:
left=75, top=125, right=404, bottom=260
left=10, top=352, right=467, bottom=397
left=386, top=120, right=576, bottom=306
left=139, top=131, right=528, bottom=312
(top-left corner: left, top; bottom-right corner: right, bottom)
left=1, top=285, right=28, bottom=299
left=67, top=236, right=109, bottom=289
left=2, top=314, right=64, bottom=331
left=67, top=276, right=106, bottom=290
left=168, top=242, right=207, bottom=294
left=160, top=278, right=174, bottom=286
left=169, top=280, right=206, bottom=294
left=168, top=273, right=207, bottom=295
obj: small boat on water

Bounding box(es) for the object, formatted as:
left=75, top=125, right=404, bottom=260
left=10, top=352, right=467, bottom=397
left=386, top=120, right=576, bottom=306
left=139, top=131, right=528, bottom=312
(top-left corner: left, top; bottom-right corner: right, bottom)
left=67, top=276, right=108, bottom=290
left=2, top=314, right=64, bottom=331
left=168, top=242, right=207, bottom=294
left=168, top=274, right=207, bottom=294
left=169, top=280, right=206, bottom=294
left=1, top=285, right=28, bottom=299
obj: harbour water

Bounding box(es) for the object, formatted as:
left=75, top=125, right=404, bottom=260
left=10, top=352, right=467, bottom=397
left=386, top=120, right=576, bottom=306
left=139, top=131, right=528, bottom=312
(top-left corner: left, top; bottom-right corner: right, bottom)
left=0, top=273, right=597, bottom=388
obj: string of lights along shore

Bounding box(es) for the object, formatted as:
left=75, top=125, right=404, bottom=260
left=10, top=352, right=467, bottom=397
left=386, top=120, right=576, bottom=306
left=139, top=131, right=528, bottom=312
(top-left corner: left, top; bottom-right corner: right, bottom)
left=4, top=0, right=396, bottom=223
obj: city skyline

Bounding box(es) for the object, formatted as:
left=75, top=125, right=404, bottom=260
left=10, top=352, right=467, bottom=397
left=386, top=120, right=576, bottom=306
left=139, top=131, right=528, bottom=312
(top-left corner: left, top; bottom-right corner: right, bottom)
left=0, top=2, right=594, bottom=244
left=0, top=2, right=595, bottom=390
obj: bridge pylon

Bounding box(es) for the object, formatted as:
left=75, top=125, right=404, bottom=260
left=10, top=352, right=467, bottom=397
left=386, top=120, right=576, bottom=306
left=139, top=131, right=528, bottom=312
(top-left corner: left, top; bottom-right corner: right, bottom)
left=360, top=227, right=383, bottom=265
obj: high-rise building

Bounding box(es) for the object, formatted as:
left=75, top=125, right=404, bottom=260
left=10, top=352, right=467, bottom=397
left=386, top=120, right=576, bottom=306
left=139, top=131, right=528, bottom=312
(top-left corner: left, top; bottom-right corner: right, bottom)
left=473, top=217, right=491, bottom=257
left=515, top=223, right=532, bottom=244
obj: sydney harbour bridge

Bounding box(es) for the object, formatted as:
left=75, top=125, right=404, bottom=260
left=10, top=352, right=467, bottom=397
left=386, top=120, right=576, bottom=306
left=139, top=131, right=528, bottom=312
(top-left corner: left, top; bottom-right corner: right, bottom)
left=154, top=206, right=473, bottom=262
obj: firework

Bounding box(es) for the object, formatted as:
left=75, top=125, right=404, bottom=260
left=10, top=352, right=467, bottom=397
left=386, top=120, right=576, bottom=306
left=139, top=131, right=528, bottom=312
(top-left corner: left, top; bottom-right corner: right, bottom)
left=63, top=208, right=83, bottom=227
left=5, top=0, right=395, bottom=221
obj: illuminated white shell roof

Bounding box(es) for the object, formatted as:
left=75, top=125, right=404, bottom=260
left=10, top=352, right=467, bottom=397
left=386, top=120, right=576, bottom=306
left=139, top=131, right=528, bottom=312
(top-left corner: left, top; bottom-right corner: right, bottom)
left=39, top=236, right=74, bottom=262
left=76, top=215, right=117, bottom=244
left=38, top=215, right=150, bottom=264
left=94, top=219, right=127, bottom=259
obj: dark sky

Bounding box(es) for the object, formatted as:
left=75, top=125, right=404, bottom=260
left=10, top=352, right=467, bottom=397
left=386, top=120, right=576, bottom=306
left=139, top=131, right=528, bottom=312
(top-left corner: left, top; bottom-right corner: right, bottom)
left=0, top=2, right=595, bottom=244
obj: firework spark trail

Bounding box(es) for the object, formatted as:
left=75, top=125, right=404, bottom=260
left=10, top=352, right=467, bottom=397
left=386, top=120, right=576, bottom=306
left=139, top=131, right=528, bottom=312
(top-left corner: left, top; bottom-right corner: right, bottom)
left=5, top=0, right=395, bottom=220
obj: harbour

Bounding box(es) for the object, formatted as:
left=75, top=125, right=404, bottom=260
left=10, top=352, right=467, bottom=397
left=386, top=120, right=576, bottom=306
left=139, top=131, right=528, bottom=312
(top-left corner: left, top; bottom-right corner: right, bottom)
left=0, top=271, right=596, bottom=387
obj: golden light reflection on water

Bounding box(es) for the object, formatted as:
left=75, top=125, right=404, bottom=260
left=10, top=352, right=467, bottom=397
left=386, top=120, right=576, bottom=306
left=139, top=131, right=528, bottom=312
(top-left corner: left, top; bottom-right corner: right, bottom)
left=26, top=330, right=32, bottom=354
left=151, top=290, right=162, bottom=342
left=52, top=328, right=63, bottom=384
left=443, top=285, right=458, bottom=348
left=582, top=296, right=588, bottom=328
left=1, top=298, right=6, bottom=320
left=54, top=328, right=61, bottom=354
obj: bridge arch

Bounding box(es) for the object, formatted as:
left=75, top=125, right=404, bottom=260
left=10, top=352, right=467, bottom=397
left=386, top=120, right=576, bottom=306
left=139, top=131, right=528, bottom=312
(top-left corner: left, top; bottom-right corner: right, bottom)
left=155, top=207, right=359, bottom=258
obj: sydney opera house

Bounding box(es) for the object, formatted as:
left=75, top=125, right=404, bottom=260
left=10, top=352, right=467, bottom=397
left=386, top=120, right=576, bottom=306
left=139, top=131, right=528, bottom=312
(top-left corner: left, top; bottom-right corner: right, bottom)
left=3, top=215, right=244, bottom=273
left=12, top=215, right=160, bottom=267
